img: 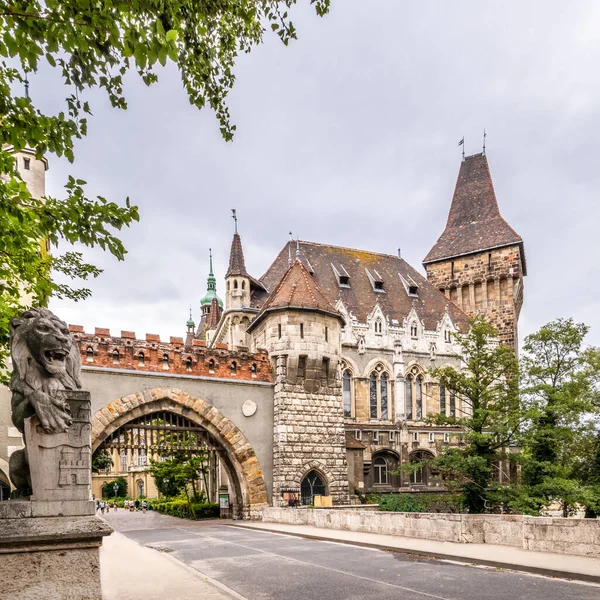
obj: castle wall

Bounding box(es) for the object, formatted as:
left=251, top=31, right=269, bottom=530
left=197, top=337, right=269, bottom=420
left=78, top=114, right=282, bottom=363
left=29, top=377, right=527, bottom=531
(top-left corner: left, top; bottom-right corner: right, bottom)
left=425, top=244, right=524, bottom=350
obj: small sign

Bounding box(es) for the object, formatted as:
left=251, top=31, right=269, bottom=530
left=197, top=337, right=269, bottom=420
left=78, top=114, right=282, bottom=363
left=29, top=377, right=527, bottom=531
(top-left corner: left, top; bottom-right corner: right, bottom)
left=219, top=493, right=230, bottom=509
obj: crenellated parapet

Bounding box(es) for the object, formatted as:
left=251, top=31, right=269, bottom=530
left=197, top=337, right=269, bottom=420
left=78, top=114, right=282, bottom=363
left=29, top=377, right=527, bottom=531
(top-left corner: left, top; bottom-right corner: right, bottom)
left=69, top=325, right=272, bottom=382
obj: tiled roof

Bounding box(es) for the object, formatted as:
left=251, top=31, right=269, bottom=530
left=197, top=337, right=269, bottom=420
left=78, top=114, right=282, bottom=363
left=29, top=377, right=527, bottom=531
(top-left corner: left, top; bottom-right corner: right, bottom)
left=259, top=241, right=469, bottom=332
left=226, top=233, right=249, bottom=277
left=423, top=153, right=524, bottom=266
left=345, top=433, right=366, bottom=450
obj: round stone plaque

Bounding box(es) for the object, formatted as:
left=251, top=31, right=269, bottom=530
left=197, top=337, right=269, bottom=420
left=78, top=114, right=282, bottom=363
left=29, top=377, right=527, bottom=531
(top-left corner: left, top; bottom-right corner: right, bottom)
left=242, top=399, right=257, bottom=417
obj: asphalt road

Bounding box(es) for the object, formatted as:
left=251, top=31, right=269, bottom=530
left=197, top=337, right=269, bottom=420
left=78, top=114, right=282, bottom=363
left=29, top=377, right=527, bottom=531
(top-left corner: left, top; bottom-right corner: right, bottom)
left=104, top=510, right=600, bottom=600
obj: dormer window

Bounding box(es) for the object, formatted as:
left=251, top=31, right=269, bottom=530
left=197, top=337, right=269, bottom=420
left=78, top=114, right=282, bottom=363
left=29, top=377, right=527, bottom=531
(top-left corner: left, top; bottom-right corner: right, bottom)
left=366, top=268, right=385, bottom=292
left=399, top=273, right=419, bottom=297
left=410, top=323, right=418, bottom=338
left=444, top=330, right=452, bottom=343
left=374, top=318, right=383, bottom=334
left=332, top=263, right=351, bottom=288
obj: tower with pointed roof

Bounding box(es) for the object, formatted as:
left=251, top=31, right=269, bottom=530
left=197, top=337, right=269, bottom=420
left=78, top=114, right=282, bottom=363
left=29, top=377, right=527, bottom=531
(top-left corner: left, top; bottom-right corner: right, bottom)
left=247, top=259, right=350, bottom=506
left=196, top=250, right=223, bottom=343
left=423, top=153, right=526, bottom=350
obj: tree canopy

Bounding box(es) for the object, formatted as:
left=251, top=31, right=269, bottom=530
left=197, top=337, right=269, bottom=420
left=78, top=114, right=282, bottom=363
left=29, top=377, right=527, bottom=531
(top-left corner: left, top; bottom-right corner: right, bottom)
left=0, top=0, right=330, bottom=377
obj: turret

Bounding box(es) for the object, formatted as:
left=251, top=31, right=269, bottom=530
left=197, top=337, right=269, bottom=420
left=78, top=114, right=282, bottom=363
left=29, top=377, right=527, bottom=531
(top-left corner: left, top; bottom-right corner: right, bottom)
left=225, top=231, right=251, bottom=310
left=196, top=249, right=223, bottom=342
left=423, top=153, right=526, bottom=350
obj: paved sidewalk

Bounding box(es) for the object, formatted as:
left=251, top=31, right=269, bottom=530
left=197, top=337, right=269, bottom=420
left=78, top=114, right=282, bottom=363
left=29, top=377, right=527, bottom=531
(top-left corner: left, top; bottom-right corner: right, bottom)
left=234, top=521, right=600, bottom=583
left=100, top=529, right=237, bottom=600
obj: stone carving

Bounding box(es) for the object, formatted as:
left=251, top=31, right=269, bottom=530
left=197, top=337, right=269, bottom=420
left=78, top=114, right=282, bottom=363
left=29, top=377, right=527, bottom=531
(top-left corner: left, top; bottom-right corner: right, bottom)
left=8, top=308, right=82, bottom=496
left=357, top=332, right=366, bottom=355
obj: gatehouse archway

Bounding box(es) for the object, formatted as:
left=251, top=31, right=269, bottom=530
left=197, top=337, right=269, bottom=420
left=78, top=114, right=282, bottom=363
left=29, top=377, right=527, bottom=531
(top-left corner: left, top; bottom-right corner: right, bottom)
left=91, top=387, right=268, bottom=518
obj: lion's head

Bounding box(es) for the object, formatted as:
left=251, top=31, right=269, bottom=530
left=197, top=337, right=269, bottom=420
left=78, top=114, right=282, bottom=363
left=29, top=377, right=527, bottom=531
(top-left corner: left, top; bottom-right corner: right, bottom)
left=10, top=308, right=82, bottom=391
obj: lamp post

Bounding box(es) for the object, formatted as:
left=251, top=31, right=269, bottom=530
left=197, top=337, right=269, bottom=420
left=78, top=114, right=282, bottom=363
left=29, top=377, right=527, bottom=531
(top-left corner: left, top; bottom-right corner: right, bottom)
left=113, top=482, right=119, bottom=498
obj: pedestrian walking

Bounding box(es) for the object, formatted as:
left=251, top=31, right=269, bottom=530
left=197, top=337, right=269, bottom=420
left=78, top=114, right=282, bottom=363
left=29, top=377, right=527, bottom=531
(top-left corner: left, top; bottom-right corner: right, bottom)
left=124, top=499, right=129, bottom=510
left=100, top=500, right=105, bottom=514
left=134, top=499, right=140, bottom=511
left=142, top=499, right=147, bottom=513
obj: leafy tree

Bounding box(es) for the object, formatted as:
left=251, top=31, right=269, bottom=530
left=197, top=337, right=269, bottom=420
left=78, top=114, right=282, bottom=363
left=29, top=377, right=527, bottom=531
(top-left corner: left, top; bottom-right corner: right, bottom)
left=0, top=0, right=330, bottom=378
left=423, top=318, right=521, bottom=513
left=519, top=319, right=599, bottom=515
left=91, top=448, right=113, bottom=473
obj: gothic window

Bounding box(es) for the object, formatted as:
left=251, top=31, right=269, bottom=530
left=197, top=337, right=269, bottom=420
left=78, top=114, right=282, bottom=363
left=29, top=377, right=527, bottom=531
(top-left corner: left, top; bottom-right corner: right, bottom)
left=112, top=349, right=119, bottom=364
left=409, top=450, right=434, bottom=485
left=297, top=356, right=307, bottom=380
left=241, top=280, right=246, bottom=290
left=230, top=361, right=237, bottom=376
left=416, top=376, right=423, bottom=419
left=405, top=377, right=413, bottom=420
left=86, top=346, right=94, bottom=362
left=233, top=279, right=238, bottom=289
left=343, top=369, right=353, bottom=417
left=370, top=367, right=391, bottom=420
left=375, top=318, right=383, bottom=334
left=300, top=471, right=326, bottom=505
left=369, top=374, right=378, bottom=419
left=439, top=385, right=446, bottom=415
left=380, top=373, right=389, bottom=420
left=450, top=391, right=456, bottom=418
left=208, top=359, right=215, bottom=373
left=120, top=450, right=127, bottom=472
left=373, top=456, right=388, bottom=485
left=186, top=356, right=193, bottom=372
left=137, top=352, right=145, bottom=367
left=163, top=353, right=169, bottom=370
left=23, top=157, right=30, bottom=170
left=410, top=322, right=418, bottom=338
left=444, top=330, right=452, bottom=343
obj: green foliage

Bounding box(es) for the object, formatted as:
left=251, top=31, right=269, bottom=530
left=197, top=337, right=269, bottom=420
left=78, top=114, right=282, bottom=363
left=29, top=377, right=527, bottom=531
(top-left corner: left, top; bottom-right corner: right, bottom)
left=154, top=500, right=219, bottom=520
left=371, top=493, right=464, bottom=514
left=91, top=449, right=113, bottom=473
left=518, top=319, right=600, bottom=515
left=0, top=0, right=330, bottom=379
left=102, top=477, right=127, bottom=498
left=425, top=317, right=521, bottom=513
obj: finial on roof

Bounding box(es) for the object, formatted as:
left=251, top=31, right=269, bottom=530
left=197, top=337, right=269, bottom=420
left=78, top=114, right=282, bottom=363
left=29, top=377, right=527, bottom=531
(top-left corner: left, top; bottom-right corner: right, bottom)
left=209, top=248, right=214, bottom=276
left=296, top=239, right=300, bottom=260
left=288, top=232, right=293, bottom=268
left=187, top=306, right=195, bottom=327
left=482, top=129, right=487, bottom=156
left=458, top=136, right=465, bottom=161
left=231, top=208, right=238, bottom=233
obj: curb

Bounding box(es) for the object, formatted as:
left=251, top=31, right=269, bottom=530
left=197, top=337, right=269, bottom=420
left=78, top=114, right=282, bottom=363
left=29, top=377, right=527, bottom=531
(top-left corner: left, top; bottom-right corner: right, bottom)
left=230, top=524, right=600, bottom=585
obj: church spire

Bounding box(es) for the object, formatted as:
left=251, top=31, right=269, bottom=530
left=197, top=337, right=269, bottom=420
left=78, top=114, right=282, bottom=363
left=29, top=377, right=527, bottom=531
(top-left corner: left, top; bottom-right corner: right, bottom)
left=226, top=229, right=249, bottom=278
left=200, top=249, right=223, bottom=309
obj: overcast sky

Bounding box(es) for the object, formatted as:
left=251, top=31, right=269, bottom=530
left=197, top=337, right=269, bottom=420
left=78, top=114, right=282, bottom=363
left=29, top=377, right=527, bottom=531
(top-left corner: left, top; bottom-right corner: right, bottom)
left=42, top=1, right=600, bottom=348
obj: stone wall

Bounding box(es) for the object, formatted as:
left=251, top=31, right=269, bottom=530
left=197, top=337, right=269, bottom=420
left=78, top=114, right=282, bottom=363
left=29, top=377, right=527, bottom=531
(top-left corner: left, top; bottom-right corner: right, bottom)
left=425, top=244, right=524, bottom=350
left=262, top=508, right=600, bottom=558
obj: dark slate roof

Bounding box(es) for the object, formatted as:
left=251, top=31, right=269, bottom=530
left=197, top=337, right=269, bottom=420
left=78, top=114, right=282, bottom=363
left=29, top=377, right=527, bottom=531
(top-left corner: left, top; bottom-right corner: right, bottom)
left=226, top=233, right=249, bottom=277
left=258, top=241, right=469, bottom=332
left=423, top=153, right=525, bottom=270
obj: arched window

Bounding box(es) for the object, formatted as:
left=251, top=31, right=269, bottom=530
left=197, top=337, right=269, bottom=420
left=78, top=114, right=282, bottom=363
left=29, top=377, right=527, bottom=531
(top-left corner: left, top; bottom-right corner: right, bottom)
left=369, top=367, right=391, bottom=420
left=410, top=322, right=418, bottom=338
left=231, top=361, right=237, bottom=376
left=86, top=346, right=94, bottom=362
left=405, top=367, right=424, bottom=421
left=373, top=456, right=388, bottom=485
left=251, top=363, right=257, bottom=377
left=241, top=280, right=246, bottom=290
left=450, top=391, right=456, bottom=417
left=410, top=450, right=434, bottom=486
left=112, top=349, right=120, bottom=364
left=137, top=479, right=144, bottom=497
left=375, top=318, right=382, bottom=334
left=343, top=369, right=353, bottom=418
left=185, top=356, right=193, bottom=372
left=439, top=385, right=446, bottom=415
left=233, top=279, right=238, bottom=289
left=300, top=470, right=326, bottom=505
left=137, top=352, right=145, bottom=367
left=163, top=353, right=169, bottom=370
left=227, top=281, right=230, bottom=291
left=208, top=359, right=215, bottom=373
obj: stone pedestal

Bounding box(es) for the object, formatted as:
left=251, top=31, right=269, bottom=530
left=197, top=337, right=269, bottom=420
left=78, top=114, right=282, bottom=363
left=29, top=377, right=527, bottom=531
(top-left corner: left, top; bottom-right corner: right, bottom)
left=0, top=505, right=112, bottom=600
left=0, top=390, right=112, bottom=599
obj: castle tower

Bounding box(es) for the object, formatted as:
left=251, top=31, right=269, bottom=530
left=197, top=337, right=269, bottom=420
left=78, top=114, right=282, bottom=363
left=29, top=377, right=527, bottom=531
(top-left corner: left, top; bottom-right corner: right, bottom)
left=423, top=153, right=526, bottom=350
left=195, top=249, right=223, bottom=342
left=247, top=260, right=350, bottom=506
left=12, top=147, right=48, bottom=200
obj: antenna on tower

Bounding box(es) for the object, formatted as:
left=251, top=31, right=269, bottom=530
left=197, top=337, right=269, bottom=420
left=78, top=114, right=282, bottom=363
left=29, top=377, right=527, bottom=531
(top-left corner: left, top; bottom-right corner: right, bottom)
left=231, top=209, right=238, bottom=233
left=482, top=129, right=487, bottom=156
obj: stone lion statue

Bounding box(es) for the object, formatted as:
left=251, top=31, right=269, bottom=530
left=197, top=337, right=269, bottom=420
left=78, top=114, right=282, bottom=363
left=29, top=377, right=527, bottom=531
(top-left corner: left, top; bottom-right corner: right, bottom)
left=8, top=308, right=82, bottom=495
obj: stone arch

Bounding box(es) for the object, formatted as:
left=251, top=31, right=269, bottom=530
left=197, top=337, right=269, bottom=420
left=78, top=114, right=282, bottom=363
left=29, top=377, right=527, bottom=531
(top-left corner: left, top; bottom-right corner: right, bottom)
left=363, top=357, right=393, bottom=378
left=289, top=460, right=335, bottom=489
left=91, top=387, right=268, bottom=519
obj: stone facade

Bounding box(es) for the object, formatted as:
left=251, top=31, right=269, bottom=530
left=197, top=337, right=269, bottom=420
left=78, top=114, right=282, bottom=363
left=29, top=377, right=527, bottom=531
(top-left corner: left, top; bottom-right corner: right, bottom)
left=425, top=244, right=525, bottom=349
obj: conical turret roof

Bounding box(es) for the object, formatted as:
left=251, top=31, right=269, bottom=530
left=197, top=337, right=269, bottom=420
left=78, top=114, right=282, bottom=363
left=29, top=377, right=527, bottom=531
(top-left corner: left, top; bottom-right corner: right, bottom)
left=225, top=233, right=249, bottom=278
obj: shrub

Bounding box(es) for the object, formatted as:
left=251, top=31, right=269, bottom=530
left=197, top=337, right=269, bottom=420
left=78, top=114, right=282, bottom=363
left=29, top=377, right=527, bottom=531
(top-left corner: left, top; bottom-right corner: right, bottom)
left=154, top=500, right=219, bottom=520
left=373, top=493, right=464, bottom=513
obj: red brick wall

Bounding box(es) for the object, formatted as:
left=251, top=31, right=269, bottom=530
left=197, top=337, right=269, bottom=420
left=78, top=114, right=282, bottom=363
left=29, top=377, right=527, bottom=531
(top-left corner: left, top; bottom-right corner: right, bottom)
left=70, top=327, right=272, bottom=382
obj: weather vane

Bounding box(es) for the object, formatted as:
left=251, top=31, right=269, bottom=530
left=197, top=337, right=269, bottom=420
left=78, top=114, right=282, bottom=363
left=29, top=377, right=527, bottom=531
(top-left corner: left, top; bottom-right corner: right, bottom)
left=483, top=129, right=487, bottom=155
left=458, top=136, right=465, bottom=160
